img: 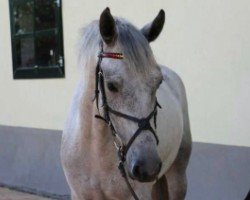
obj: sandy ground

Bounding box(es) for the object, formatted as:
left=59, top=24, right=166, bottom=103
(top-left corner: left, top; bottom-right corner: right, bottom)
left=0, top=187, right=53, bottom=200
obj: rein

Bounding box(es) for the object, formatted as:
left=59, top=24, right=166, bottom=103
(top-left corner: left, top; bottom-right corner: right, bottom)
left=93, top=42, right=161, bottom=200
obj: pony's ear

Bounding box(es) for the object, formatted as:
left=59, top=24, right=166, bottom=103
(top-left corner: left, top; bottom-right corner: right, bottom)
left=141, top=10, right=165, bottom=42
left=99, top=7, right=117, bottom=45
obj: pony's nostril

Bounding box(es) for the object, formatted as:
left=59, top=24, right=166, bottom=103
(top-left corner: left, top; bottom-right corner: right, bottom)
left=132, top=164, right=141, bottom=178
left=131, top=160, right=161, bottom=182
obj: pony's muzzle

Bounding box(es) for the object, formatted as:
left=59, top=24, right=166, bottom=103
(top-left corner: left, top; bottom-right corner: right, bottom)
left=130, top=159, right=162, bottom=182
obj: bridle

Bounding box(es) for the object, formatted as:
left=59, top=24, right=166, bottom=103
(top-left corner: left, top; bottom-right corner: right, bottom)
left=93, top=42, right=161, bottom=200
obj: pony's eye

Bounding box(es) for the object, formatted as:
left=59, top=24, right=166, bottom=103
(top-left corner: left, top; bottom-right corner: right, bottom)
left=107, top=82, right=118, bottom=92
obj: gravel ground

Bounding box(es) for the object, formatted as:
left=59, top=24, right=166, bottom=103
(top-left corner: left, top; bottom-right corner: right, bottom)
left=0, top=187, right=53, bottom=200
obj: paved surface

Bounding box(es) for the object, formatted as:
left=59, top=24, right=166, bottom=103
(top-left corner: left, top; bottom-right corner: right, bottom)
left=0, top=188, right=53, bottom=200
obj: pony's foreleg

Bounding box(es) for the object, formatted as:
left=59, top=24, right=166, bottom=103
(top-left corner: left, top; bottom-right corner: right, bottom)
left=165, top=166, right=187, bottom=200
left=151, top=175, right=169, bottom=200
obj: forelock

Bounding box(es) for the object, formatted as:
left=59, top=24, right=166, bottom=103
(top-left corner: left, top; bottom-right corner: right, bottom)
left=116, top=18, right=156, bottom=72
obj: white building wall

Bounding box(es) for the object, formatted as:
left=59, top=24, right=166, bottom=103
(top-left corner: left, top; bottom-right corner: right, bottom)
left=0, top=0, right=249, bottom=147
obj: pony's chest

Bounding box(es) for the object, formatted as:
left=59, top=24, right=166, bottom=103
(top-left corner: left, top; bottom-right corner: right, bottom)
left=68, top=149, right=127, bottom=197
left=83, top=178, right=151, bottom=200
left=80, top=170, right=133, bottom=200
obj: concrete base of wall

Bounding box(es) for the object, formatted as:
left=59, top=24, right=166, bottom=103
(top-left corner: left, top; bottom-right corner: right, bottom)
left=186, top=142, right=250, bottom=200
left=0, top=125, right=70, bottom=199
left=0, top=125, right=249, bottom=200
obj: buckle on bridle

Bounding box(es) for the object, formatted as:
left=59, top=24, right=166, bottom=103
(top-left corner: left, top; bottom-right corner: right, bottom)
left=98, top=71, right=103, bottom=76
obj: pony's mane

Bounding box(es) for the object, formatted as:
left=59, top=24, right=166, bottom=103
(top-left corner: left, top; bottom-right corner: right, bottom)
left=78, top=18, right=156, bottom=73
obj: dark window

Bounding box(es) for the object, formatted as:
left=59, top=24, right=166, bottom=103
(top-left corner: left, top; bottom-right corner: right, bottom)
left=9, top=0, right=64, bottom=79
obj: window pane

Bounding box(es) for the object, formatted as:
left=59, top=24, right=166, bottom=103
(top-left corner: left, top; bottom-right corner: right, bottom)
left=35, top=0, right=56, bottom=30
left=15, top=37, right=35, bottom=68
left=13, top=1, right=34, bottom=34
left=10, top=0, right=64, bottom=78
left=36, top=34, right=58, bottom=67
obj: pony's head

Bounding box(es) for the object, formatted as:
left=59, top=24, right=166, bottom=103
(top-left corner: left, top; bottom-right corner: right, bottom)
left=89, top=8, right=165, bottom=182
left=98, top=8, right=165, bottom=182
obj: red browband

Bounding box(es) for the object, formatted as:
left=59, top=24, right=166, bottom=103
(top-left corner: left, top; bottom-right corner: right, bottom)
left=99, top=52, right=124, bottom=59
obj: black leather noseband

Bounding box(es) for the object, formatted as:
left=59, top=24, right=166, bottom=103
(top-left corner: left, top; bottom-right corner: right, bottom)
left=93, top=42, right=161, bottom=200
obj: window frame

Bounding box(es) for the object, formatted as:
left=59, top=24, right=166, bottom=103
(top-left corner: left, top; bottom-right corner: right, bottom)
left=9, top=0, right=65, bottom=79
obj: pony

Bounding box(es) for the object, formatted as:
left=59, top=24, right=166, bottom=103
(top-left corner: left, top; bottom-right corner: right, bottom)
left=61, top=7, right=192, bottom=200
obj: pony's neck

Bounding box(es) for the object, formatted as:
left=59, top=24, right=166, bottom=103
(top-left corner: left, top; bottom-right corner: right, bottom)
left=78, top=60, right=114, bottom=155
